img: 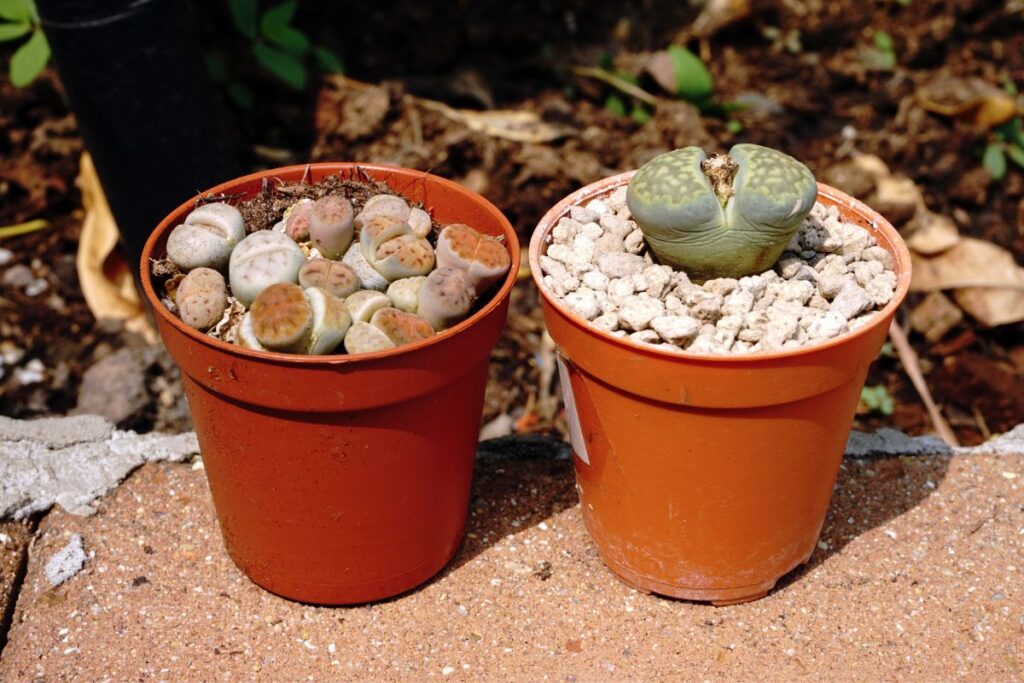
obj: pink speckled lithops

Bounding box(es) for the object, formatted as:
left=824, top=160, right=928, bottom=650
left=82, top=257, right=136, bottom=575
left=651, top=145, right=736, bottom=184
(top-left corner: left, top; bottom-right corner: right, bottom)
left=372, top=236, right=435, bottom=281
left=175, top=267, right=228, bottom=331
left=344, top=321, right=395, bottom=354
left=359, top=214, right=413, bottom=262
left=435, top=223, right=511, bottom=292
left=417, top=266, right=476, bottom=331
left=298, top=258, right=360, bottom=298
left=386, top=276, right=426, bottom=313
left=249, top=283, right=313, bottom=353
left=304, top=287, right=352, bottom=354
left=166, top=202, right=246, bottom=272
left=229, top=230, right=305, bottom=306
left=309, top=195, right=355, bottom=259
left=354, top=194, right=410, bottom=231
left=370, top=307, right=434, bottom=346
left=344, top=289, right=391, bottom=323
left=283, top=199, right=314, bottom=241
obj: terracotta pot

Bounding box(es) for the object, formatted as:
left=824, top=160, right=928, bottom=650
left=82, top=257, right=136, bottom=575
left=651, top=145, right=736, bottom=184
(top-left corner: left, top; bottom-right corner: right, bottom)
left=141, top=163, right=519, bottom=604
left=530, top=174, right=911, bottom=605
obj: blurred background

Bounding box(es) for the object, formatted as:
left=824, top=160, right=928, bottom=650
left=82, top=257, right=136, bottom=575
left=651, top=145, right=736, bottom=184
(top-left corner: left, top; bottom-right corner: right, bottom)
left=1, top=0, right=1022, bottom=444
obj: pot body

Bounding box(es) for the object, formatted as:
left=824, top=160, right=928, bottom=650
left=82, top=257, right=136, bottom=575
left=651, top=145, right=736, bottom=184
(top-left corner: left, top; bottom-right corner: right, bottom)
left=531, top=175, right=911, bottom=605
left=142, top=164, right=519, bottom=604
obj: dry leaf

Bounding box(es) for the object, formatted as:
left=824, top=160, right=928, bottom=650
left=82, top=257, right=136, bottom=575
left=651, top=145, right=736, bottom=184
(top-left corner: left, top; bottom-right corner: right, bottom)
left=76, top=153, right=156, bottom=341
left=910, top=238, right=1024, bottom=327
left=905, top=209, right=960, bottom=255
left=908, top=291, right=963, bottom=341
left=915, top=77, right=1018, bottom=129
left=443, top=107, right=570, bottom=144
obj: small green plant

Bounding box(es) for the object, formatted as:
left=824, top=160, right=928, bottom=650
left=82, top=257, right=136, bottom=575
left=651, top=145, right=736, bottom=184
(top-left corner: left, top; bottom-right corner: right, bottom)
left=208, top=0, right=344, bottom=108
left=862, top=30, right=897, bottom=72
left=859, top=385, right=895, bottom=416
left=982, top=117, right=1024, bottom=182
left=0, top=0, right=50, bottom=86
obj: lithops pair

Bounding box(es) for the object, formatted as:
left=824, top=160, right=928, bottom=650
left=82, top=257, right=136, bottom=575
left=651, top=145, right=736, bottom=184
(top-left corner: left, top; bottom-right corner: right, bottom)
left=239, top=282, right=351, bottom=354
left=626, top=144, right=817, bottom=280
left=378, top=268, right=476, bottom=331
left=166, top=202, right=246, bottom=272
left=344, top=307, right=435, bottom=354
left=229, top=230, right=306, bottom=306
left=280, top=195, right=356, bottom=260
left=359, top=215, right=435, bottom=281
left=355, top=194, right=432, bottom=239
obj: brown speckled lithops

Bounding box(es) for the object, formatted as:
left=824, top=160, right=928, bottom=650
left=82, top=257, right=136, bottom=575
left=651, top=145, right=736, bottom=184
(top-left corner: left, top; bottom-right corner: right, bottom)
left=435, top=224, right=511, bottom=292
left=175, top=267, right=228, bottom=331
left=249, top=283, right=313, bottom=353
left=298, top=258, right=360, bottom=298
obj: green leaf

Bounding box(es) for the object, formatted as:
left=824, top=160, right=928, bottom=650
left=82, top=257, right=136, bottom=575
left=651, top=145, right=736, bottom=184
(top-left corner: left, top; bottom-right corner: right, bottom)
left=630, top=103, right=651, bottom=124
left=227, top=82, right=255, bottom=110
left=262, top=22, right=309, bottom=55
left=312, top=46, right=344, bottom=73
left=253, top=41, right=306, bottom=90
left=996, top=117, right=1024, bottom=148
left=261, top=0, right=298, bottom=30
left=860, top=385, right=895, bottom=416
left=726, top=119, right=743, bottom=134
left=9, top=28, right=48, bottom=87
left=0, top=20, right=30, bottom=41
left=228, top=0, right=258, bottom=39
left=1006, top=144, right=1024, bottom=170
left=873, top=30, right=894, bottom=53
left=667, top=45, right=713, bottom=104
left=0, top=0, right=30, bottom=22
left=604, top=94, right=626, bottom=117
left=983, top=142, right=1007, bottom=180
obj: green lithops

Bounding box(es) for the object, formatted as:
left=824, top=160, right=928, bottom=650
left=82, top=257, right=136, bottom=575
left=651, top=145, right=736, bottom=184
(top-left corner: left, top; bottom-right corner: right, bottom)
left=626, top=144, right=817, bottom=280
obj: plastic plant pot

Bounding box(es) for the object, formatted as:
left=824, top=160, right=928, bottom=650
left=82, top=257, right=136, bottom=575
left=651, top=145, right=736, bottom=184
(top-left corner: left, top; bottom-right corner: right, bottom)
left=530, top=173, right=911, bottom=606
left=141, top=163, right=519, bottom=605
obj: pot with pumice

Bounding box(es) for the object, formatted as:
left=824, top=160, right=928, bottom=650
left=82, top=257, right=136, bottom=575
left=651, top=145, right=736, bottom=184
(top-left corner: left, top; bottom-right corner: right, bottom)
left=531, top=144, right=911, bottom=605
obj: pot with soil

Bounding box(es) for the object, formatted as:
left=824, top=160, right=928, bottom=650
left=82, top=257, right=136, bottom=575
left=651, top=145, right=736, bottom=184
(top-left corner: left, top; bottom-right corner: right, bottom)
left=141, top=163, right=517, bottom=604
left=530, top=145, right=911, bottom=605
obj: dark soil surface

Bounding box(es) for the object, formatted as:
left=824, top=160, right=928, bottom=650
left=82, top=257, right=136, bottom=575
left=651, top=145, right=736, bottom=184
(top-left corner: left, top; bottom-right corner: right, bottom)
left=2, top=1, right=1023, bottom=444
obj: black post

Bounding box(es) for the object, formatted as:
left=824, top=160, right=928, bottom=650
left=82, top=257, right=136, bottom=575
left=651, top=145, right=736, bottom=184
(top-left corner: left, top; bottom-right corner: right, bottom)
left=37, top=0, right=241, bottom=274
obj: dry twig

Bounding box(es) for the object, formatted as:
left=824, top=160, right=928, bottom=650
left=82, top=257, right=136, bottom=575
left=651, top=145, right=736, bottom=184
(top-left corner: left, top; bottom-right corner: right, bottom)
left=888, top=320, right=959, bottom=447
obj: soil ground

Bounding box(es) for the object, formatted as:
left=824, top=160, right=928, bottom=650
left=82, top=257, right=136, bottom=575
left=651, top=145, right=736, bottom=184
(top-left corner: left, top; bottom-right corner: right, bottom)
left=1, top=1, right=1023, bottom=443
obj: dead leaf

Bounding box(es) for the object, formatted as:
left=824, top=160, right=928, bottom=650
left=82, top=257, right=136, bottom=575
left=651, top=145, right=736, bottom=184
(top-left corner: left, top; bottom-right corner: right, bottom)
left=871, top=174, right=922, bottom=227
left=675, top=0, right=751, bottom=40
left=76, top=153, right=156, bottom=342
left=910, top=238, right=1024, bottom=327
left=915, top=77, right=1018, bottom=129
left=905, top=209, right=960, bottom=255
left=908, top=291, right=963, bottom=341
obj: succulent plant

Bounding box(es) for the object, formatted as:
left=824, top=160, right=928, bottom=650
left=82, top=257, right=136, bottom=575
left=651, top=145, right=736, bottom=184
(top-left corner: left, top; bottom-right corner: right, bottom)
left=359, top=215, right=435, bottom=281
left=166, top=202, right=246, bottom=272
left=344, top=321, right=396, bottom=354
left=625, top=144, right=817, bottom=280
left=299, top=258, right=360, bottom=298
left=175, top=267, right=229, bottom=331
left=407, top=208, right=433, bottom=238
left=344, top=289, right=391, bottom=323
left=229, top=230, right=306, bottom=306
left=341, top=242, right=389, bottom=291
left=235, top=312, right=265, bottom=351
left=370, top=307, right=434, bottom=346
left=309, top=195, right=355, bottom=259
left=250, top=283, right=313, bottom=353
left=386, top=276, right=426, bottom=313
left=417, top=266, right=475, bottom=331
left=435, top=224, right=511, bottom=293
left=304, top=286, right=352, bottom=354
left=282, top=199, right=314, bottom=241
left=354, top=194, right=409, bottom=231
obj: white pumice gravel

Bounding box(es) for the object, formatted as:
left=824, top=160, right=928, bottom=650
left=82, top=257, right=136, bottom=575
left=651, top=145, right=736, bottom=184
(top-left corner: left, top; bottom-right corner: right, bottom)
left=540, top=197, right=897, bottom=354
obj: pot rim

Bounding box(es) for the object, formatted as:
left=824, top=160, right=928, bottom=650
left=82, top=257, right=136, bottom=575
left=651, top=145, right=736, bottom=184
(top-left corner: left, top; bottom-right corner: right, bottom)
left=529, top=171, right=912, bottom=364
left=140, top=162, right=520, bottom=366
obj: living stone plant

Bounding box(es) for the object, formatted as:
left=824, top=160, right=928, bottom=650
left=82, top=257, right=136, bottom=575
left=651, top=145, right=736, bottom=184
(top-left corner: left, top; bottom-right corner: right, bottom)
left=626, top=144, right=817, bottom=280
left=159, top=188, right=511, bottom=356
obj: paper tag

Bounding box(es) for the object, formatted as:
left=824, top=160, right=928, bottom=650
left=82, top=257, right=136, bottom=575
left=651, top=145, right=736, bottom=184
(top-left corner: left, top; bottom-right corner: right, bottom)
left=556, top=355, right=590, bottom=465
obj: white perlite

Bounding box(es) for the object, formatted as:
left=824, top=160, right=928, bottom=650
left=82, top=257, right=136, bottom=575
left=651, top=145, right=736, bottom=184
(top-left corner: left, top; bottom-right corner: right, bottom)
left=540, top=197, right=898, bottom=355
left=45, top=533, right=87, bottom=587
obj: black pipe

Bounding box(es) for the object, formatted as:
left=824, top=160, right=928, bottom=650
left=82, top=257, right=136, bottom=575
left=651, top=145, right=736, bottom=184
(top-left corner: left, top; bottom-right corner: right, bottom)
left=37, top=0, right=241, bottom=275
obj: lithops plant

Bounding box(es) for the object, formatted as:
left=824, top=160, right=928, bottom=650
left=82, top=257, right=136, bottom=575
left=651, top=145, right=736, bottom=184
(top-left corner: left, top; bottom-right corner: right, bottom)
left=166, top=202, right=246, bottom=272
left=359, top=215, right=435, bottom=281
left=309, top=195, right=355, bottom=259
left=417, top=266, right=476, bottom=331
left=282, top=199, right=314, bottom=241
left=299, top=258, right=360, bottom=298
left=249, top=283, right=313, bottom=353
left=304, top=287, right=352, bottom=354
left=344, top=321, right=396, bottom=354
left=386, top=276, right=426, bottom=313
left=341, top=242, right=389, bottom=291
left=625, top=144, right=817, bottom=280
left=175, top=267, right=229, bottom=331
left=229, top=230, right=306, bottom=306
left=435, top=224, right=511, bottom=292
left=345, top=289, right=391, bottom=323
left=370, top=307, right=435, bottom=346
left=235, top=312, right=265, bottom=350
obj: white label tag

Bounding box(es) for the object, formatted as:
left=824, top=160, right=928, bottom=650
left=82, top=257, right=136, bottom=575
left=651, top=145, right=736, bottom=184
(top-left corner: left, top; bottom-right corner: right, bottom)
left=556, top=355, right=590, bottom=465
